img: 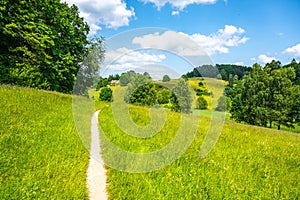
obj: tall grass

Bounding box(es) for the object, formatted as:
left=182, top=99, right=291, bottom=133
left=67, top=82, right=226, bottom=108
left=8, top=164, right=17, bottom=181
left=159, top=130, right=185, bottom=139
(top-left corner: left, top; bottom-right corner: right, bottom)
left=0, top=85, right=91, bottom=199
left=188, top=78, right=225, bottom=110
left=100, top=104, right=300, bottom=199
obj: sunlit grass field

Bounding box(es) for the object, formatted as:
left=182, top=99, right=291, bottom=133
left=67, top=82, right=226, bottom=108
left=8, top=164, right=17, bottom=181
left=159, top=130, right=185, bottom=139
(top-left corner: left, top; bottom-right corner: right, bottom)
left=188, top=77, right=225, bottom=110
left=2, top=81, right=299, bottom=199
left=100, top=103, right=300, bottom=199
left=0, top=85, right=92, bottom=199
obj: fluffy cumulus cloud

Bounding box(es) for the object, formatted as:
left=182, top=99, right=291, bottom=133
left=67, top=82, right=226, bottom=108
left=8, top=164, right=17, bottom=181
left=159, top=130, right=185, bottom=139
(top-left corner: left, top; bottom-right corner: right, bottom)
left=258, top=54, right=276, bottom=64
left=132, top=31, right=207, bottom=56
left=283, top=43, right=300, bottom=57
left=132, top=25, right=248, bottom=56
left=104, top=48, right=179, bottom=79
left=64, top=0, right=135, bottom=35
left=140, top=0, right=217, bottom=10
left=184, top=25, right=249, bottom=55
left=104, top=48, right=166, bottom=70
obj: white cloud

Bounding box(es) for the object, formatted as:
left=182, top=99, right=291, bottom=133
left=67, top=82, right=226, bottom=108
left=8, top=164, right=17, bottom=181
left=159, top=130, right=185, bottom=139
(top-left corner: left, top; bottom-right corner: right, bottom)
left=234, top=62, right=244, bottom=66
left=171, top=11, right=180, bottom=16
left=89, top=24, right=102, bottom=35
left=64, top=0, right=135, bottom=35
left=104, top=48, right=166, bottom=71
left=140, top=0, right=216, bottom=10
left=184, top=25, right=249, bottom=55
left=283, top=43, right=300, bottom=57
left=132, top=25, right=248, bottom=56
left=132, top=31, right=207, bottom=56
left=258, top=54, right=276, bottom=64
left=220, top=24, right=245, bottom=35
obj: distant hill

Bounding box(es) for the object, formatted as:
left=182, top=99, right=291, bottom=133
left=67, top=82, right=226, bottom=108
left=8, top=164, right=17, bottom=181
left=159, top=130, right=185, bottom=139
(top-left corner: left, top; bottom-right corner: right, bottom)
left=183, top=64, right=251, bottom=81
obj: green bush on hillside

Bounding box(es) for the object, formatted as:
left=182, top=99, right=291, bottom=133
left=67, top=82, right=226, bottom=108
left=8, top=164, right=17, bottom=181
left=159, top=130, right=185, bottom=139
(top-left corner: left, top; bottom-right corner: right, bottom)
left=197, top=96, right=208, bottom=110
left=162, top=74, right=171, bottom=82
left=99, top=87, right=113, bottom=102
left=170, top=79, right=193, bottom=113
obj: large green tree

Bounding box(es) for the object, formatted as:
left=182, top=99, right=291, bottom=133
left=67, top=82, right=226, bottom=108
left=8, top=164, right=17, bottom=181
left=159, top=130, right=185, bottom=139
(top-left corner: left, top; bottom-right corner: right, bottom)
left=74, top=38, right=105, bottom=95
left=283, top=59, right=300, bottom=85
left=120, top=71, right=136, bottom=86
left=0, top=0, right=90, bottom=93
left=233, top=63, right=270, bottom=126
left=170, top=79, right=193, bottom=113
left=124, top=73, right=156, bottom=106
left=162, top=74, right=171, bottom=82
left=230, top=61, right=299, bottom=130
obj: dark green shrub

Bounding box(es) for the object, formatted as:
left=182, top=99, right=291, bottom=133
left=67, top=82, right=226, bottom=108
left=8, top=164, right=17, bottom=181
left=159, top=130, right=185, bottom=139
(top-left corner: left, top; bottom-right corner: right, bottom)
left=162, top=75, right=171, bottom=82
left=197, top=96, right=208, bottom=110
left=99, top=87, right=113, bottom=102
left=157, top=88, right=172, bottom=104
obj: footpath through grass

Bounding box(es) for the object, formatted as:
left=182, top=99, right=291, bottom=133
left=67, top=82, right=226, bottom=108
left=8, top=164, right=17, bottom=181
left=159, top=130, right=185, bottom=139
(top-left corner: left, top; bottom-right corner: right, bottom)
left=100, top=104, right=300, bottom=199
left=0, top=86, right=91, bottom=199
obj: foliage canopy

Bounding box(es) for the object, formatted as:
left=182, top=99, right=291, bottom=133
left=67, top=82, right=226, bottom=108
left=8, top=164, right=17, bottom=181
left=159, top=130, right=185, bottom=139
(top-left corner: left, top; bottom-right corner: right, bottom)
left=162, top=74, right=171, bottom=82
left=197, top=96, right=208, bottom=110
left=99, top=87, right=113, bottom=102
left=230, top=61, right=300, bottom=130
left=0, top=0, right=90, bottom=93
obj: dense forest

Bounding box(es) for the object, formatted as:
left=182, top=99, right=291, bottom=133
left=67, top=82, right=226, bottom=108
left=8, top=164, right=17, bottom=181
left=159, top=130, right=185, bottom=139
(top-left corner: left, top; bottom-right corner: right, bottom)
left=183, top=64, right=251, bottom=81
left=227, top=60, right=300, bottom=130
left=0, top=0, right=104, bottom=94
left=183, top=61, right=300, bottom=84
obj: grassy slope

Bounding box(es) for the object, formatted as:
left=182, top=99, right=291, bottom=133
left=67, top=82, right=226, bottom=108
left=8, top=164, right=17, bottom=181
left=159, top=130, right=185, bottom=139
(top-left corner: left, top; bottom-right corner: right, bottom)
left=100, top=103, right=300, bottom=199
left=0, top=86, right=91, bottom=199
left=189, top=77, right=300, bottom=130
left=188, top=77, right=225, bottom=110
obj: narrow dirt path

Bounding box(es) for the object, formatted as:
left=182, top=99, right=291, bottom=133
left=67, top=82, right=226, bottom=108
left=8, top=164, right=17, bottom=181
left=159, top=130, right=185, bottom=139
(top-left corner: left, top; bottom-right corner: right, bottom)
left=87, top=110, right=108, bottom=200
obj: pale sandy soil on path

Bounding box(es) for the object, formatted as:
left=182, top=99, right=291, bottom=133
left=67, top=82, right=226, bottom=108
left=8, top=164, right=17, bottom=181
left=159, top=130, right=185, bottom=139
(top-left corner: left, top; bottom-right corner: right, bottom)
left=87, top=110, right=108, bottom=200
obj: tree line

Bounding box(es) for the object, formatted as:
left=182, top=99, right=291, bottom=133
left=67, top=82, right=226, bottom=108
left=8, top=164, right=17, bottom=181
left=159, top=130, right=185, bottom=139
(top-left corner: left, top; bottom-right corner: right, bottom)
left=182, top=59, right=300, bottom=130
left=183, top=64, right=251, bottom=81
left=226, top=60, right=300, bottom=130
left=0, top=0, right=105, bottom=95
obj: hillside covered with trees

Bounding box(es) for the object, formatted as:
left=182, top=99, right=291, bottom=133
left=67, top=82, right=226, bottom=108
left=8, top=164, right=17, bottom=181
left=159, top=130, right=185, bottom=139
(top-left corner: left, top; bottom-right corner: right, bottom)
left=183, top=64, right=251, bottom=81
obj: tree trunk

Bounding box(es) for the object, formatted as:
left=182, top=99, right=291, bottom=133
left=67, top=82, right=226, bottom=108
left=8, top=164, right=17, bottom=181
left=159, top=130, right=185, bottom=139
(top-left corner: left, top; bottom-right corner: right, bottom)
left=269, top=121, right=272, bottom=128
left=277, top=124, right=281, bottom=130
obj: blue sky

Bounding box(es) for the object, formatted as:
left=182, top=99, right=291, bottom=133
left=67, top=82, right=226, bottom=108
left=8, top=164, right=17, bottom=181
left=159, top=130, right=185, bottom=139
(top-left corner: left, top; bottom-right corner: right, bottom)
left=65, top=0, right=300, bottom=77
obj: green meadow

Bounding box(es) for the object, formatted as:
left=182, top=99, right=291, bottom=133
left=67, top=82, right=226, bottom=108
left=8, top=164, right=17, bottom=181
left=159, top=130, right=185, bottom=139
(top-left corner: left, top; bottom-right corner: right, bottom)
left=100, top=104, right=300, bottom=199
left=1, top=83, right=300, bottom=199
left=0, top=85, right=92, bottom=199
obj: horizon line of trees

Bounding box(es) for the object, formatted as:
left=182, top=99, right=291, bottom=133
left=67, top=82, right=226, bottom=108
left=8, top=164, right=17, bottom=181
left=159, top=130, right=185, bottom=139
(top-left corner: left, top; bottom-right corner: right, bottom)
left=225, top=59, right=300, bottom=130
left=183, top=64, right=252, bottom=81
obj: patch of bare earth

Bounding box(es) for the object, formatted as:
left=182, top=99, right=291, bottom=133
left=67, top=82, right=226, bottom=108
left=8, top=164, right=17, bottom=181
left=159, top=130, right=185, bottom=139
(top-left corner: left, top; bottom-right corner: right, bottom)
left=87, top=110, right=108, bottom=200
